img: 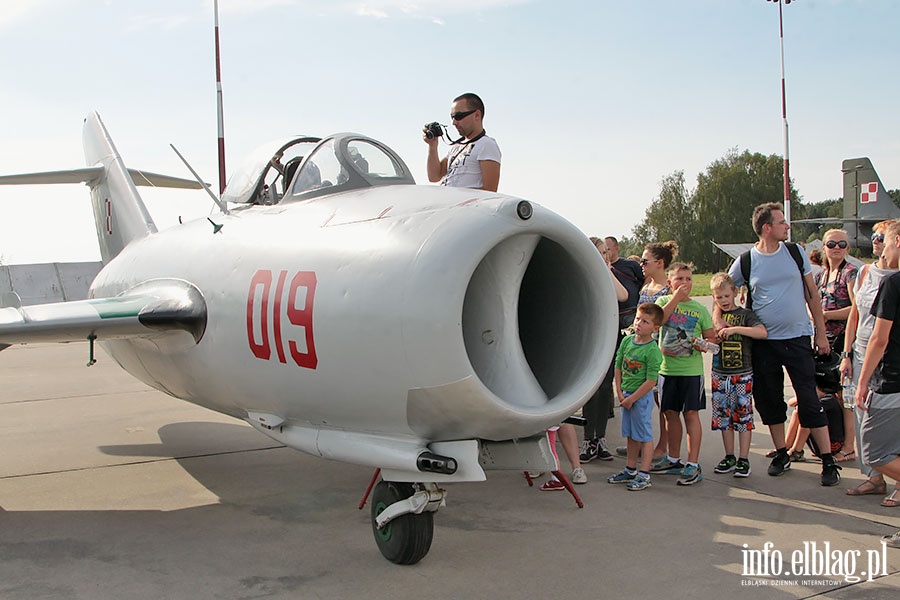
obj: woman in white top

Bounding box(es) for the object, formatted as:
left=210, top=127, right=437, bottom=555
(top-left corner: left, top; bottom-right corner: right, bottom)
left=842, top=220, right=899, bottom=506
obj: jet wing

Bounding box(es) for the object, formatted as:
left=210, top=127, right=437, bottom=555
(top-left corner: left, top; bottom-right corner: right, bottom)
left=0, top=279, right=207, bottom=348
left=791, top=216, right=893, bottom=225
left=0, top=167, right=203, bottom=189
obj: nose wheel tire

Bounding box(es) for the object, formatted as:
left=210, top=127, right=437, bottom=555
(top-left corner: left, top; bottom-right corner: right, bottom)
left=370, top=481, right=434, bottom=565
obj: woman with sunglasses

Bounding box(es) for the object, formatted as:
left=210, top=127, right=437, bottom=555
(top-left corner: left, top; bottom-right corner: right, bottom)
left=816, top=229, right=859, bottom=463
left=638, top=241, right=678, bottom=304
left=870, top=220, right=892, bottom=267
left=843, top=219, right=900, bottom=504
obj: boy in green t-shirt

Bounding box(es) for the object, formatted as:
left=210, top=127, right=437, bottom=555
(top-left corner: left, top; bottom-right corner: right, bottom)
left=607, top=302, right=664, bottom=491
left=650, top=262, right=717, bottom=486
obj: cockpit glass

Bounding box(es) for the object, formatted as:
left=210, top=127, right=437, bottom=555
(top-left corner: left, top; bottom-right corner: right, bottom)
left=292, top=139, right=339, bottom=195
left=346, top=140, right=404, bottom=179
left=285, top=134, right=415, bottom=201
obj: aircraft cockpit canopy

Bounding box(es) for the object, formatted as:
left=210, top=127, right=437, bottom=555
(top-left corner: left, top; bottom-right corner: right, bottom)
left=221, top=133, right=415, bottom=206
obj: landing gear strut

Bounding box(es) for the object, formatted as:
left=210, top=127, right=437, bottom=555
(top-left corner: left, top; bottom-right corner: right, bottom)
left=369, top=480, right=444, bottom=565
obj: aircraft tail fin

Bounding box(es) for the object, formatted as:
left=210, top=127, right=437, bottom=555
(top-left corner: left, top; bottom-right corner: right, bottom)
left=842, top=157, right=900, bottom=249
left=0, top=112, right=204, bottom=265
left=82, top=111, right=158, bottom=264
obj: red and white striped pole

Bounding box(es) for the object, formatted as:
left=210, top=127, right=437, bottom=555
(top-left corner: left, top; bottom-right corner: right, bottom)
left=768, top=0, right=792, bottom=239
left=214, top=0, right=226, bottom=195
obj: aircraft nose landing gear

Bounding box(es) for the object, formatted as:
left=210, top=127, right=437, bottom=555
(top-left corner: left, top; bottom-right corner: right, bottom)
left=370, top=481, right=445, bottom=565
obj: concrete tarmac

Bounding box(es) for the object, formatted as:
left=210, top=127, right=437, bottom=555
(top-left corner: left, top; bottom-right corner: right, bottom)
left=1, top=342, right=899, bottom=599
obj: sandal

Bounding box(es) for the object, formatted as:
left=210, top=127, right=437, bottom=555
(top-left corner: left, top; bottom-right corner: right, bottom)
left=835, top=450, right=857, bottom=463
left=846, top=479, right=887, bottom=496
left=882, top=489, right=900, bottom=508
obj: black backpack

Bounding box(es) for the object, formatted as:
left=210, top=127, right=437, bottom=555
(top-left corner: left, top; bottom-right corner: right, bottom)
left=738, top=241, right=807, bottom=309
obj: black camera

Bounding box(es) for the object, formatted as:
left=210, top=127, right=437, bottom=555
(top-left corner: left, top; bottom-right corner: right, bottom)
left=424, top=122, right=443, bottom=140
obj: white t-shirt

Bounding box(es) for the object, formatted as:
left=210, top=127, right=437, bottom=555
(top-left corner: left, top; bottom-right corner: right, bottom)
left=440, top=135, right=501, bottom=189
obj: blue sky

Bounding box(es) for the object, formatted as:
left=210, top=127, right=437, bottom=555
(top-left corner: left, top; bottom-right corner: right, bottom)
left=1, top=0, right=898, bottom=264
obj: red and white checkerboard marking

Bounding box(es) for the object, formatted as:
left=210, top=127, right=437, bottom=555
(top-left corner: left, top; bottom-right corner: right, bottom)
left=860, top=182, right=879, bottom=204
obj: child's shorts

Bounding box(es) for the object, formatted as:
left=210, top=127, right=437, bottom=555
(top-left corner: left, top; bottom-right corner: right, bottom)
left=711, top=371, right=754, bottom=432
left=659, top=374, right=706, bottom=413
left=621, top=389, right=655, bottom=443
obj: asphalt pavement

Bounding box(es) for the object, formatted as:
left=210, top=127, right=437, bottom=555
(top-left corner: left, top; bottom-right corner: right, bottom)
left=1, top=338, right=898, bottom=600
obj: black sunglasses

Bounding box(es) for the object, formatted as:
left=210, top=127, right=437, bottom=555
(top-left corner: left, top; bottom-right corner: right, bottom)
left=450, top=109, right=477, bottom=121
left=825, top=240, right=848, bottom=249
left=639, top=258, right=652, bottom=265
left=872, top=233, right=885, bottom=242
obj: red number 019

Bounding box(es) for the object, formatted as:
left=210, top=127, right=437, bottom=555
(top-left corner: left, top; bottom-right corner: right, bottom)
left=246, top=269, right=318, bottom=369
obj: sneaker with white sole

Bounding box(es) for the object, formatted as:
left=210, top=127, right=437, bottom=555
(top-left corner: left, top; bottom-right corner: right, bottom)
left=596, top=437, right=614, bottom=461
left=626, top=473, right=651, bottom=491
left=676, top=464, right=703, bottom=486
left=607, top=468, right=637, bottom=484
left=579, top=438, right=599, bottom=463
left=733, top=458, right=751, bottom=478
left=540, top=479, right=565, bottom=491
left=650, top=458, right=685, bottom=474
left=714, top=456, right=737, bottom=474
left=571, top=467, right=587, bottom=484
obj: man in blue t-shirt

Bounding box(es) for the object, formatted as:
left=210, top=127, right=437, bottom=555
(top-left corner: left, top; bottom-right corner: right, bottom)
left=723, top=202, right=840, bottom=487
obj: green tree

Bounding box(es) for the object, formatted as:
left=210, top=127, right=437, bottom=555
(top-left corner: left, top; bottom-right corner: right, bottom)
left=631, top=150, right=799, bottom=272
left=631, top=170, right=693, bottom=257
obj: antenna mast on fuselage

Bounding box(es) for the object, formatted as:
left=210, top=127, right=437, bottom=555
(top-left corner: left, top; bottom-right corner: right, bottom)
left=214, top=0, right=226, bottom=195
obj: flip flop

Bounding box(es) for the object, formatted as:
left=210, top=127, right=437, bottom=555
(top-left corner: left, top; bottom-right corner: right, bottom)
left=835, top=450, right=857, bottom=463
left=882, top=489, right=900, bottom=508
left=846, top=480, right=887, bottom=496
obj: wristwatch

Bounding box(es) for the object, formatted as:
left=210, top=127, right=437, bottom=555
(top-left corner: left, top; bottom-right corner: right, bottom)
left=840, top=351, right=851, bottom=359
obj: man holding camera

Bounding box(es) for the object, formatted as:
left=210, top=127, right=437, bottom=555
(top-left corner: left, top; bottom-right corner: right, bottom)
left=424, top=93, right=501, bottom=192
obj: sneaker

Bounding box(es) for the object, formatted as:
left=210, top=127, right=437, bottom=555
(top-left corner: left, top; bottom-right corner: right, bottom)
left=526, top=471, right=544, bottom=478
left=650, top=454, right=668, bottom=471
left=714, top=456, right=737, bottom=474
left=579, top=438, right=599, bottom=463
left=607, top=469, right=637, bottom=484
left=882, top=531, right=900, bottom=549
left=767, top=452, right=791, bottom=477
left=540, top=479, right=565, bottom=491
left=615, top=446, right=628, bottom=457
left=821, top=462, right=842, bottom=487
left=789, top=449, right=805, bottom=462
left=650, top=458, right=686, bottom=474
left=733, top=459, right=751, bottom=478
left=676, top=464, right=703, bottom=486
left=571, top=467, right=587, bottom=484
left=627, top=473, right=652, bottom=491
left=596, top=437, right=613, bottom=461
